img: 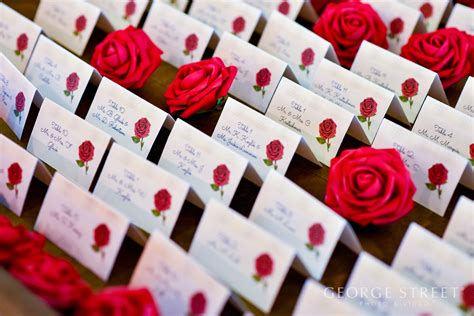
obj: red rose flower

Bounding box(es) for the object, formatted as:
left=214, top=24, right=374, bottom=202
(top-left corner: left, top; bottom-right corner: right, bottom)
left=134, top=118, right=151, bottom=139
left=278, top=0, right=290, bottom=15
left=189, top=292, right=206, bottom=315
left=232, top=16, right=246, bottom=34
left=319, top=118, right=337, bottom=140
left=462, top=283, right=474, bottom=309
left=153, top=189, right=172, bottom=219
left=78, top=140, right=95, bottom=162
left=185, top=34, right=198, bottom=52
left=91, top=26, right=163, bottom=89
left=7, top=162, right=22, bottom=186
left=360, top=97, right=377, bottom=118
left=125, top=0, right=136, bottom=18
left=75, top=287, right=160, bottom=316
left=164, top=57, right=237, bottom=118
left=266, top=139, right=284, bottom=161
left=428, top=163, right=448, bottom=185
left=312, top=1, right=388, bottom=68
left=255, top=253, right=273, bottom=278
left=75, top=15, right=87, bottom=33
left=470, top=143, right=474, bottom=159
left=389, top=17, right=404, bottom=36
left=16, top=33, right=28, bottom=52
left=401, top=78, right=419, bottom=98
left=308, top=223, right=325, bottom=246
left=301, top=48, right=315, bottom=67
left=310, top=0, right=346, bottom=15
left=15, top=92, right=25, bottom=113
left=213, top=164, right=230, bottom=187
left=400, top=28, right=474, bottom=89
left=325, top=147, right=416, bottom=226
left=66, top=72, right=80, bottom=92
left=93, top=224, right=110, bottom=248
left=456, top=0, right=474, bottom=8
left=9, top=252, right=92, bottom=310
left=419, top=2, right=433, bottom=18
left=256, top=68, right=271, bottom=87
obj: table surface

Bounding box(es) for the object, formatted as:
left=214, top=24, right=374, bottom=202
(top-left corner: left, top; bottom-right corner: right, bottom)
left=1, top=1, right=472, bottom=315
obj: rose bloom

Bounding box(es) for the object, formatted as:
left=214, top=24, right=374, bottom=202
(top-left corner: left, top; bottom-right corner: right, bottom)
left=134, top=117, right=151, bottom=139
left=401, top=28, right=474, bottom=89
left=301, top=48, right=315, bottom=66
left=164, top=57, right=237, bottom=118
left=255, top=253, right=273, bottom=277
left=319, top=118, right=337, bottom=139
left=94, top=224, right=110, bottom=248
left=185, top=34, right=198, bottom=52
left=17, top=33, right=28, bottom=51
left=470, top=143, right=474, bottom=159
left=213, top=164, right=230, bottom=187
left=76, top=15, right=87, bottom=32
left=390, top=17, right=404, bottom=35
left=66, top=72, right=80, bottom=92
left=428, top=163, right=448, bottom=185
left=266, top=140, right=284, bottom=161
left=278, top=0, right=290, bottom=15
left=15, top=92, right=25, bottom=112
left=8, top=162, right=22, bottom=185
left=313, top=1, right=388, bottom=68
left=154, top=189, right=172, bottom=211
left=360, top=97, right=377, bottom=117
left=256, top=68, right=271, bottom=87
left=91, top=26, right=163, bottom=89
left=325, top=147, right=416, bottom=226
left=401, top=78, right=419, bottom=97
left=462, top=283, right=474, bottom=308
left=125, top=0, right=136, bottom=17
left=310, top=0, right=346, bottom=15
left=456, top=0, right=474, bottom=8
left=9, top=252, right=92, bottom=310
left=308, top=223, right=325, bottom=246
left=232, top=16, right=246, bottom=34
left=78, top=141, right=95, bottom=162
left=75, top=287, right=160, bottom=316
left=189, top=292, right=206, bottom=315
left=419, top=2, right=433, bottom=18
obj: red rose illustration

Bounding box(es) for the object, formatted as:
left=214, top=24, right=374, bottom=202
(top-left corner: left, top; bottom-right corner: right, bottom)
left=76, top=140, right=95, bottom=175
left=123, top=0, right=136, bottom=21
left=6, top=163, right=22, bottom=198
left=254, top=68, right=272, bottom=98
left=211, top=164, right=230, bottom=198
left=64, top=72, right=80, bottom=102
left=469, top=143, right=474, bottom=166
left=189, top=292, right=207, bottom=316
left=151, top=189, right=172, bottom=222
left=232, top=16, right=246, bottom=35
left=15, top=33, right=28, bottom=59
left=399, top=78, right=419, bottom=108
left=264, top=139, right=284, bottom=170
left=419, top=2, right=433, bottom=19
left=132, top=117, right=151, bottom=151
left=306, top=223, right=325, bottom=256
left=461, top=283, right=474, bottom=311
left=426, top=163, right=448, bottom=198
left=278, top=0, right=290, bottom=15
left=14, top=91, right=25, bottom=123
left=299, top=48, right=315, bottom=75
left=252, top=253, right=273, bottom=287
left=357, top=97, right=378, bottom=130
left=74, top=15, right=87, bottom=38
left=92, top=223, right=110, bottom=258
left=388, top=17, right=404, bottom=43
left=183, top=34, right=199, bottom=60
left=317, top=118, right=337, bottom=152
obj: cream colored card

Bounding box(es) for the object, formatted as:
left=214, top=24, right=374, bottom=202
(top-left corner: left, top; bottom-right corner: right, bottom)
left=446, top=4, right=474, bottom=34
left=399, top=0, right=450, bottom=32
left=455, top=76, right=473, bottom=117
left=443, top=196, right=474, bottom=257
left=243, top=0, right=304, bottom=21
left=89, top=0, right=148, bottom=30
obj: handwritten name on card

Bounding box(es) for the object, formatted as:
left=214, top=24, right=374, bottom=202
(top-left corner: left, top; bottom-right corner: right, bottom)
left=455, top=77, right=473, bottom=117
left=89, top=0, right=148, bottom=31
left=443, top=196, right=474, bottom=256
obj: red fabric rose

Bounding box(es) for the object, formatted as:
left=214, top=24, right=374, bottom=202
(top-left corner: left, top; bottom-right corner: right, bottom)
left=419, top=2, right=433, bottom=18
left=125, top=0, right=136, bottom=18
left=256, top=68, right=271, bottom=87
left=400, top=28, right=474, bottom=89
left=428, top=163, right=448, bottom=185
left=462, top=283, right=474, bottom=309
left=75, top=15, right=87, bottom=33
left=325, top=147, right=416, bottom=226
left=7, top=162, right=22, bottom=185
left=16, top=33, right=28, bottom=52
left=66, top=72, right=80, bottom=92
left=266, top=140, right=284, bottom=161
left=278, top=1, right=290, bottom=15
left=94, top=224, right=110, bottom=248
left=308, top=223, right=325, bottom=246
left=310, top=0, right=347, bottom=15
left=75, top=287, right=160, bottom=316
left=401, top=78, right=419, bottom=97
left=9, top=252, right=92, bottom=310
left=189, top=292, right=206, bottom=315
left=456, top=0, right=474, bottom=8
left=164, top=57, right=237, bottom=118
left=154, top=189, right=171, bottom=212
left=389, top=18, right=404, bottom=36
left=255, top=253, right=273, bottom=277
left=78, top=141, right=95, bottom=162
left=232, top=16, right=246, bottom=34
left=15, top=92, right=25, bottom=112
left=91, top=26, right=163, bottom=89
left=359, top=97, right=377, bottom=117
left=319, top=118, right=337, bottom=139
left=185, top=34, right=198, bottom=52
left=213, top=164, right=230, bottom=187
left=134, top=118, right=151, bottom=139
left=312, top=1, right=388, bottom=68
left=301, top=48, right=315, bottom=66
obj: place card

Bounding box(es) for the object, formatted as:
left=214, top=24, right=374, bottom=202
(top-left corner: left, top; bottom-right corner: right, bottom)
left=212, top=98, right=300, bottom=185
left=267, top=78, right=353, bottom=166
left=27, top=98, right=111, bottom=190
left=189, top=0, right=261, bottom=42
left=35, top=173, right=129, bottom=281
left=413, top=96, right=473, bottom=189
left=189, top=199, right=295, bottom=313
left=446, top=4, right=474, bottom=34
left=249, top=170, right=362, bottom=280
left=89, top=0, right=148, bottom=31
left=34, top=0, right=101, bottom=56
left=258, top=11, right=339, bottom=91
left=213, top=32, right=290, bottom=113
left=85, top=77, right=173, bottom=157
left=399, top=0, right=450, bottom=32
left=443, top=196, right=474, bottom=256
left=392, top=223, right=474, bottom=308
left=351, top=40, right=448, bottom=124
left=346, top=252, right=460, bottom=315
left=293, top=280, right=365, bottom=316
left=158, top=119, right=247, bottom=208
left=455, top=76, right=473, bottom=117
left=157, top=0, right=189, bottom=11
left=25, top=35, right=101, bottom=113
left=243, top=0, right=304, bottom=21
left=364, top=0, right=425, bottom=54
left=0, top=54, right=42, bottom=139
left=372, top=119, right=465, bottom=216
left=94, top=143, right=189, bottom=237
left=130, top=231, right=230, bottom=316
left=143, top=1, right=213, bottom=68
left=311, top=59, right=395, bottom=144
left=0, top=3, right=42, bottom=73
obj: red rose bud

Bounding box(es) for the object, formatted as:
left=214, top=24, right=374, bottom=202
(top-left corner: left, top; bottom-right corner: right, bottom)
left=75, top=15, right=87, bottom=32
left=134, top=117, right=151, bottom=139
left=232, top=16, right=246, bottom=34
left=319, top=118, right=337, bottom=139
left=189, top=292, right=207, bottom=315
left=154, top=189, right=172, bottom=212
left=308, top=223, right=325, bottom=246
left=213, top=164, right=230, bottom=187
left=185, top=34, right=199, bottom=52
left=301, top=48, right=315, bottom=67
left=278, top=0, right=290, bottom=15
left=78, top=141, right=95, bottom=162
left=266, top=139, right=284, bottom=161
left=390, top=17, right=404, bottom=35
left=16, top=33, right=28, bottom=52
left=419, top=2, right=433, bottom=18
left=256, top=68, right=271, bottom=87
left=462, top=283, right=474, bottom=309
left=401, top=78, right=419, bottom=97
left=7, top=163, right=22, bottom=185
left=93, top=224, right=110, bottom=248
left=359, top=97, right=378, bottom=117
left=66, top=72, right=80, bottom=92
left=125, top=0, right=136, bottom=17
left=428, top=163, right=448, bottom=185
left=15, top=92, right=25, bottom=112
left=255, top=253, right=273, bottom=278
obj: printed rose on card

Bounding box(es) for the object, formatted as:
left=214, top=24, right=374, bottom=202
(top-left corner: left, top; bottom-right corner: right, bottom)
left=89, top=0, right=148, bottom=31
left=243, top=0, right=304, bottom=21
left=399, top=0, right=449, bottom=32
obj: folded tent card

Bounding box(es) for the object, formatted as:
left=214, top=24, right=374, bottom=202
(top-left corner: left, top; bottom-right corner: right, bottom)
left=399, top=0, right=450, bottom=32
left=25, top=35, right=101, bottom=113
left=455, top=76, right=473, bottom=117
left=89, top=0, right=148, bottom=31
left=158, top=0, right=189, bottom=12
left=130, top=231, right=230, bottom=316
left=443, top=196, right=474, bottom=257
left=243, top=0, right=318, bottom=26
left=0, top=3, right=42, bottom=73
left=446, top=3, right=474, bottom=35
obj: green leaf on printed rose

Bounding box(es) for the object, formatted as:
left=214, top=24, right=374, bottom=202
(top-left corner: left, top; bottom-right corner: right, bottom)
left=470, top=158, right=474, bottom=166
left=388, top=33, right=395, bottom=39
left=91, top=244, right=100, bottom=252
left=64, top=90, right=70, bottom=96
left=299, top=64, right=305, bottom=71
left=263, top=159, right=273, bottom=166
left=14, top=110, right=19, bottom=117
left=73, top=31, right=79, bottom=36
left=6, top=183, right=14, bottom=190
left=368, top=120, right=372, bottom=129
left=131, top=136, right=140, bottom=143
left=252, top=274, right=261, bottom=282
left=305, top=243, right=314, bottom=250
left=425, top=183, right=436, bottom=191
left=253, top=85, right=261, bottom=92
left=151, top=209, right=161, bottom=217
left=316, top=137, right=326, bottom=144
left=399, top=95, right=408, bottom=102
left=76, top=160, right=85, bottom=167
left=183, top=50, right=190, bottom=56
left=15, top=50, right=20, bottom=56
left=357, top=115, right=367, bottom=123
left=210, top=183, right=219, bottom=191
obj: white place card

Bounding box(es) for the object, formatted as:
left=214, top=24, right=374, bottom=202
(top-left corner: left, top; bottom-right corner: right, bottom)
left=399, top=0, right=450, bottom=32
left=89, top=0, right=149, bottom=31
left=443, top=196, right=474, bottom=256
left=157, top=0, right=189, bottom=11
left=258, top=11, right=339, bottom=91
left=266, top=78, right=353, bottom=166
left=94, top=143, right=189, bottom=237
left=85, top=77, right=173, bottom=158
left=244, top=0, right=304, bottom=21
left=212, top=98, right=300, bottom=185
left=455, top=76, right=473, bottom=117
left=0, top=134, right=38, bottom=216
left=189, top=0, right=261, bottom=42
left=35, top=173, right=129, bottom=281
left=0, top=3, right=42, bottom=73
left=143, top=2, right=213, bottom=68
left=413, top=96, right=473, bottom=189
left=372, top=119, right=465, bottom=216
left=27, top=98, right=111, bottom=190
left=346, top=252, right=460, bottom=316
left=392, top=223, right=474, bottom=308
left=25, top=35, right=100, bottom=113
left=158, top=119, right=247, bottom=208
left=130, top=231, right=230, bottom=316
left=249, top=170, right=362, bottom=280
left=312, top=59, right=395, bottom=144
left=293, top=280, right=365, bottom=316
left=446, top=4, right=474, bottom=34
left=34, top=0, right=101, bottom=56
left=0, top=54, right=42, bottom=139
left=214, top=32, right=290, bottom=113
left=351, top=40, right=448, bottom=124
left=189, top=199, right=295, bottom=313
